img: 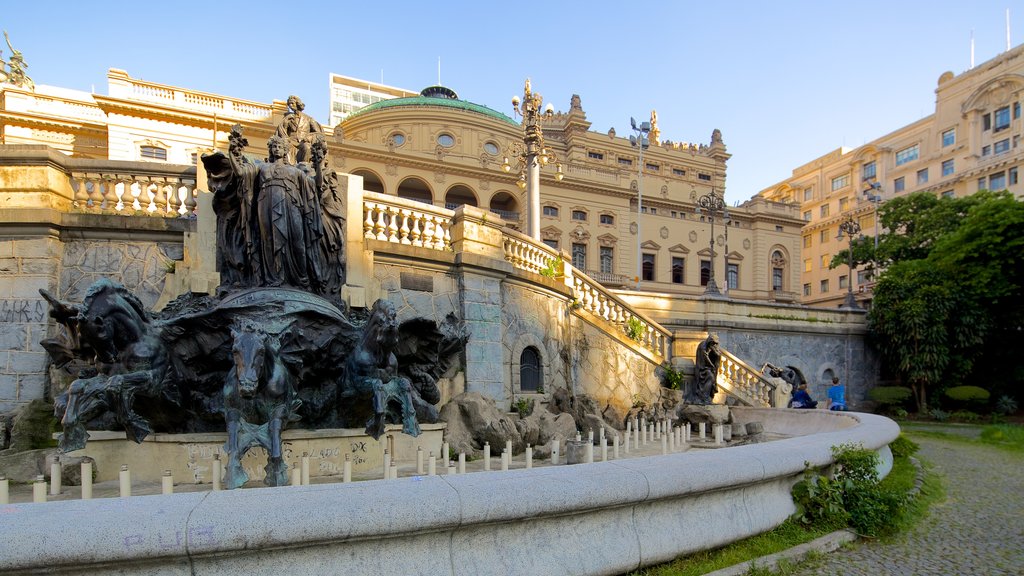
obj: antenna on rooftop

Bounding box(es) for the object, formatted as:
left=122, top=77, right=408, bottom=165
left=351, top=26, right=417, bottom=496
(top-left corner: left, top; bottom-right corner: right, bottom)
left=1007, top=9, right=1012, bottom=51
left=971, top=29, right=976, bottom=68
left=437, top=57, right=441, bottom=86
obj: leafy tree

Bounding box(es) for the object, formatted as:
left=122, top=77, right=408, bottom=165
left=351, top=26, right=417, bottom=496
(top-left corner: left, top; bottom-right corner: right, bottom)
left=866, top=191, right=1023, bottom=412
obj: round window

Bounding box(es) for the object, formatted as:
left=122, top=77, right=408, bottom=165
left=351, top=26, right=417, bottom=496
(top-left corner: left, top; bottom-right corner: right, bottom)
left=390, top=133, right=406, bottom=146
left=437, top=133, right=455, bottom=147
left=484, top=142, right=500, bottom=155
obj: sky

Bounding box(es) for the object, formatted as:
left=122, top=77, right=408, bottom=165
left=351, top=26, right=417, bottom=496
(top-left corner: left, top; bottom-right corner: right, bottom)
left=4, top=1, right=1022, bottom=205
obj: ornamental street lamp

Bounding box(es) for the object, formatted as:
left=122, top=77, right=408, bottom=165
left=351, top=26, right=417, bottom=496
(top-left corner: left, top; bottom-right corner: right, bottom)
left=836, top=216, right=862, bottom=309
left=502, top=79, right=563, bottom=240
left=629, top=116, right=650, bottom=288
left=696, top=189, right=728, bottom=296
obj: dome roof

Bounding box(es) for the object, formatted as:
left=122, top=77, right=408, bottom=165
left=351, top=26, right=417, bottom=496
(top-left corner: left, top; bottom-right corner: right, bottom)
left=346, top=86, right=517, bottom=125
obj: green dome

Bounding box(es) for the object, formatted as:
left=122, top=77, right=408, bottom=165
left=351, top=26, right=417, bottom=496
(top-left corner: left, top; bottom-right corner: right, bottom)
left=347, top=87, right=518, bottom=126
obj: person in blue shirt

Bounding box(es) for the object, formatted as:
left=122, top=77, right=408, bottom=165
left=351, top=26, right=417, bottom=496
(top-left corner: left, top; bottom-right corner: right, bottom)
left=827, top=377, right=847, bottom=411
left=791, top=383, right=817, bottom=409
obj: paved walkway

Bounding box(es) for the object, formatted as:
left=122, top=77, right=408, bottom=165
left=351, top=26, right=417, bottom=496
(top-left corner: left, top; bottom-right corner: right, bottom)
left=791, top=432, right=1024, bottom=576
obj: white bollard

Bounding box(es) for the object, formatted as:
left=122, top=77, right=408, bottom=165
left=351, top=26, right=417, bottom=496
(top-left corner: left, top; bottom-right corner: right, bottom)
left=714, top=423, right=723, bottom=445
left=624, top=433, right=631, bottom=454
left=600, top=427, right=605, bottom=442
left=613, top=435, right=620, bottom=459
left=383, top=449, right=391, bottom=480
left=551, top=440, right=560, bottom=465
left=626, top=420, right=632, bottom=440
left=301, top=453, right=310, bottom=486
left=600, top=437, right=608, bottom=461
left=119, top=465, right=131, bottom=498
left=588, top=429, right=594, bottom=443
left=633, top=418, right=640, bottom=445
left=416, top=446, right=424, bottom=475
left=343, top=454, right=352, bottom=483
left=526, top=445, right=533, bottom=469
left=291, top=464, right=301, bottom=486
left=0, top=475, right=8, bottom=505
left=33, top=475, right=46, bottom=503
left=669, top=427, right=675, bottom=452
left=161, top=470, right=174, bottom=495
left=585, top=442, right=593, bottom=464
left=575, top=432, right=582, bottom=442
left=501, top=449, right=509, bottom=471
left=82, top=461, right=94, bottom=498
left=442, top=442, right=450, bottom=465
left=50, top=460, right=61, bottom=496
left=446, top=463, right=456, bottom=476
left=661, top=433, right=668, bottom=455
left=483, top=442, right=491, bottom=471
left=391, top=463, right=399, bottom=480
left=212, top=454, right=222, bottom=491
left=505, top=440, right=512, bottom=457
left=641, top=424, right=647, bottom=445
left=685, top=423, right=691, bottom=443
left=428, top=452, right=436, bottom=476
left=699, top=422, right=706, bottom=440
left=458, top=453, right=466, bottom=475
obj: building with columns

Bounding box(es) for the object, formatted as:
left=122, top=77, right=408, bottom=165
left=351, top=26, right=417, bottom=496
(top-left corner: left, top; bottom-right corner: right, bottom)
left=1, top=68, right=804, bottom=304
left=757, top=43, right=1024, bottom=308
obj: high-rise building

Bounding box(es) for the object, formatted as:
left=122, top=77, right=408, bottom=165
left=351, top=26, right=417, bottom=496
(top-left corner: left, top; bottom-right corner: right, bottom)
left=328, top=73, right=418, bottom=126
left=757, top=43, right=1024, bottom=308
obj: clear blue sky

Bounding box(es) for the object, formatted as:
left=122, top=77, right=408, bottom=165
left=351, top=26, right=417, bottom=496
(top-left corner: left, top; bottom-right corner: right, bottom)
left=5, top=1, right=1020, bottom=204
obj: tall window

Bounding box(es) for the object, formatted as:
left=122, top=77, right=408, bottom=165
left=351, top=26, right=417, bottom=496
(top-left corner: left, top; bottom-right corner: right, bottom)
left=642, top=254, right=655, bottom=281
left=519, top=347, right=542, bottom=392
left=700, top=260, right=711, bottom=286
left=600, top=246, right=614, bottom=274
left=772, top=267, right=784, bottom=291
left=862, top=161, right=876, bottom=181
left=895, top=144, right=919, bottom=166
left=803, top=235, right=812, bottom=248
left=727, top=263, right=739, bottom=290
left=839, top=275, right=849, bottom=289
left=820, top=279, right=829, bottom=293
left=671, top=257, right=684, bottom=284
left=990, top=172, right=1007, bottom=190
left=839, top=196, right=850, bottom=212
left=894, top=177, right=905, bottom=193
left=803, top=187, right=813, bottom=201
left=820, top=204, right=830, bottom=218
left=803, top=259, right=811, bottom=272
left=820, top=254, right=831, bottom=268
left=572, top=243, right=587, bottom=270
left=831, top=174, right=849, bottom=191
left=917, top=168, right=928, bottom=185
left=942, top=159, right=954, bottom=176
left=994, top=106, right=1011, bottom=132
left=803, top=210, right=812, bottom=221
left=942, top=128, right=956, bottom=147
left=803, top=283, right=811, bottom=296
left=994, top=139, right=1011, bottom=154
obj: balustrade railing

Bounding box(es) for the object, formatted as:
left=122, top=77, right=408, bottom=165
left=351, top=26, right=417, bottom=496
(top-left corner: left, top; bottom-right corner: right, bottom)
left=109, top=70, right=273, bottom=121
left=363, top=192, right=452, bottom=251
left=502, top=231, right=560, bottom=276
left=68, top=166, right=198, bottom=217
left=717, top=350, right=777, bottom=407
left=572, top=272, right=669, bottom=359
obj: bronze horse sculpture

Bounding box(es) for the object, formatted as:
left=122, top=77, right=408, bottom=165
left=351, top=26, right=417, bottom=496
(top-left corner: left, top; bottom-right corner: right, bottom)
left=223, top=321, right=299, bottom=488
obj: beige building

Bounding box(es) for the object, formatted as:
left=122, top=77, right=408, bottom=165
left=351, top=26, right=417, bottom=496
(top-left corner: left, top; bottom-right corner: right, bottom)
left=328, top=73, right=418, bottom=127
left=1, top=68, right=804, bottom=304
left=758, top=43, right=1024, bottom=308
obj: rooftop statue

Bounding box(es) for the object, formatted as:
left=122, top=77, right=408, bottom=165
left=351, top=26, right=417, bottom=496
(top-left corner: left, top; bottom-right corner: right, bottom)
left=1, top=31, right=34, bottom=90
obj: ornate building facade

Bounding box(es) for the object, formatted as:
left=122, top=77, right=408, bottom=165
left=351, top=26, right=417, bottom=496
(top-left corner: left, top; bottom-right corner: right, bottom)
left=758, top=43, right=1024, bottom=308
left=1, top=68, right=804, bottom=304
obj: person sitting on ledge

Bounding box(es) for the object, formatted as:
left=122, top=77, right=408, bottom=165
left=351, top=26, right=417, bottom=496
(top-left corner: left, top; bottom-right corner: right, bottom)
left=827, top=376, right=847, bottom=411
left=790, top=382, right=817, bottom=409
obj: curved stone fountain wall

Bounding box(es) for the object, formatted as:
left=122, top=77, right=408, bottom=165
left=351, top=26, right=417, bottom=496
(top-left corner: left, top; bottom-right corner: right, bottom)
left=2, top=410, right=899, bottom=576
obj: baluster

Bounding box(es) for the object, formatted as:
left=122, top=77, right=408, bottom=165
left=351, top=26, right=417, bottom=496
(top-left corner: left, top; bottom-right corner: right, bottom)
left=167, top=182, right=181, bottom=215
left=374, top=205, right=388, bottom=241
left=441, top=218, right=452, bottom=249
left=87, top=175, right=104, bottom=210
left=386, top=206, right=399, bottom=242
left=410, top=214, right=423, bottom=247
left=70, top=174, right=89, bottom=209
left=182, top=185, right=198, bottom=216
left=143, top=180, right=158, bottom=213
left=152, top=180, right=167, bottom=214
left=363, top=202, right=376, bottom=239
left=399, top=210, right=411, bottom=244
left=102, top=176, right=119, bottom=212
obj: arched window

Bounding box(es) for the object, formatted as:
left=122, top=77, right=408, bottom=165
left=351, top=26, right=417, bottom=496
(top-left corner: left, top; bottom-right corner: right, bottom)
left=771, top=249, right=787, bottom=291
left=520, top=347, right=542, bottom=392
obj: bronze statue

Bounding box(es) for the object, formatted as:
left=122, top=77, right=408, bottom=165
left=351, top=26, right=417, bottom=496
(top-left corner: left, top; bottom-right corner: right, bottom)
left=689, top=333, right=721, bottom=404
left=1, top=31, right=34, bottom=90
left=275, top=95, right=324, bottom=165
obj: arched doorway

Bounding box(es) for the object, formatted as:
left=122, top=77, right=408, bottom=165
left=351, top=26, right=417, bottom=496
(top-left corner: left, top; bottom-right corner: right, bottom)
left=445, top=185, right=478, bottom=210
left=351, top=169, right=385, bottom=194
left=489, top=190, right=521, bottom=223
left=396, top=177, right=433, bottom=205
left=519, top=347, right=543, bottom=392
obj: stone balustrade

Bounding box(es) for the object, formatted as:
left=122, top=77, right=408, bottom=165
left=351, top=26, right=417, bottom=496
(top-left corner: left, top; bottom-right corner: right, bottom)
left=107, top=69, right=273, bottom=121
left=572, top=271, right=669, bottom=359
left=69, top=171, right=198, bottom=217
left=502, top=231, right=560, bottom=276
left=718, top=350, right=777, bottom=407
left=362, top=192, right=453, bottom=251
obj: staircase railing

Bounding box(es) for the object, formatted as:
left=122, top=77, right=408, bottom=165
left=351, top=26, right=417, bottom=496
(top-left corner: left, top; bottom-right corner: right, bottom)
left=717, top=350, right=778, bottom=407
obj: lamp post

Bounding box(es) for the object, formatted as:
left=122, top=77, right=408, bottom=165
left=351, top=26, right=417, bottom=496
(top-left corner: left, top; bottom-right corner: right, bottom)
left=862, top=179, right=882, bottom=250
left=696, top=189, right=727, bottom=296
left=629, top=117, right=650, bottom=288
left=502, top=79, right=563, bottom=240
left=836, top=216, right=862, bottom=309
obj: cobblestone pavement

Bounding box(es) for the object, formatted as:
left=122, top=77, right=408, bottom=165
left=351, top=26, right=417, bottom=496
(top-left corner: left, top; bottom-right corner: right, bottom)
left=791, top=433, right=1024, bottom=576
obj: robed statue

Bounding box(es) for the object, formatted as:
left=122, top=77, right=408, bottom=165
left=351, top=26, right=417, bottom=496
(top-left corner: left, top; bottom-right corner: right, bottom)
left=688, top=333, right=721, bottom=405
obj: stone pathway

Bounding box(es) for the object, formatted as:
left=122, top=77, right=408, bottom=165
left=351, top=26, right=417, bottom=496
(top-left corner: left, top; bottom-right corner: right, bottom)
left=790, top=432, right=1024, bottom=576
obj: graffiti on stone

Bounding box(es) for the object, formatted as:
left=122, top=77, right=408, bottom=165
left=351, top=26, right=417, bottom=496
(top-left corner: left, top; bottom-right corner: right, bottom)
left=0, top=300, right=46, bottom=323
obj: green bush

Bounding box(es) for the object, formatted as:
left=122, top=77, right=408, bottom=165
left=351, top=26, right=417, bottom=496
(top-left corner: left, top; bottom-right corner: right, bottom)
left=889, top=434, right=920, bottom=459
left=995, top=395, right=1019, bottom=415
left=951, top=410, right=981, bottom=423
left=657, top=363, right=684, bottom=390
left=944, top=385, right=990, bottom=403
left=512, top=397, right=534, bottom=418
left=868, top=386, right=913, bottom=406
left=929, top=408, right=950, bottom=422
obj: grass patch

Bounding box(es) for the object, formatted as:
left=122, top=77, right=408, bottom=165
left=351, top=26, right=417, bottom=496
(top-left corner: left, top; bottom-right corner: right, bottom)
left=979, top=424, right=1024, bottom=452
left=628, top=520, right=834, bottom=576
